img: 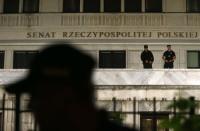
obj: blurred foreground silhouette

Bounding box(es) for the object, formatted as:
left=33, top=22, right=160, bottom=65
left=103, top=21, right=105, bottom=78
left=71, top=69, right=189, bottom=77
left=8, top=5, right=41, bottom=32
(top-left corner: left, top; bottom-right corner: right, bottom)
left=5, top=41, right=137, bottom=131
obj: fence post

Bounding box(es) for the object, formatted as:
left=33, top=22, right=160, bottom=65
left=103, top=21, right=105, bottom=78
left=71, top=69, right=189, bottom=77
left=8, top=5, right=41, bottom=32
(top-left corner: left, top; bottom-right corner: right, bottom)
left=189, top=96, right=195, bottom=116
left=133, top=97, right=136, bottom=128
left=173, top=97, right=176, bottom=116
left=34, top=119, right=37, bottom=131
left=112, top=97, right=116, bottom=112
left=2, top=93, right=5, bottom=131
left=15, top=93, right=21, bottom=131
left=153, top=97, right=157, bottom=131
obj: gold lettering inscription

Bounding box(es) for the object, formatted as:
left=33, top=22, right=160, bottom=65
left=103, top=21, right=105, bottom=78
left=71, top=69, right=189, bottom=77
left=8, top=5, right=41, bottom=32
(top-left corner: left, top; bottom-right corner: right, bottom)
left=26, top=31, right=199, bottom=39
left=26, top=32, right=56, bottom=38
left=62, top=32, right=152, bottom=38
left=157, top=32, right=198, bottom=38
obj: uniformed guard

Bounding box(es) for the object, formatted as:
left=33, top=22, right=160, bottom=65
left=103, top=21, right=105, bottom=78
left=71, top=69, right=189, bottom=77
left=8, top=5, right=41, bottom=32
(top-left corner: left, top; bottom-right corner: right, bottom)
left=162, top=45, right=176, bottom=68
left=141, top=45, right=154, bottom=69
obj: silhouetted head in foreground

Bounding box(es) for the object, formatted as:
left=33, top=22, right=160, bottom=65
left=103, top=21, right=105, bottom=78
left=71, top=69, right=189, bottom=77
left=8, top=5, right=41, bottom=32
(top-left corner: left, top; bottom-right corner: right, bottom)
left=5, top=41, right=137, bottom=131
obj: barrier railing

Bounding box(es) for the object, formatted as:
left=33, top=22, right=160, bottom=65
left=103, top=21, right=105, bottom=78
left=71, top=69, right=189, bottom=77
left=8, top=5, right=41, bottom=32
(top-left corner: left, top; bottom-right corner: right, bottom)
left=0, top=94, right=199, bottom=131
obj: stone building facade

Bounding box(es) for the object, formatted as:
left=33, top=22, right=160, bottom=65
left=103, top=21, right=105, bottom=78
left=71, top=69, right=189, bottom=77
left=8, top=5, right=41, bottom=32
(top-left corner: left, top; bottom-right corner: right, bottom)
left=0, top=0, right=200, bottom=131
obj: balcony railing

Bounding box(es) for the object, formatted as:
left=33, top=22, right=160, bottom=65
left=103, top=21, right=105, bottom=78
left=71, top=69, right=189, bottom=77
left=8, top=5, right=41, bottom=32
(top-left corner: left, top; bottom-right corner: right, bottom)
left=0, top=13, right=200, bottom=27
left=1, top=69, right=200, bottom=86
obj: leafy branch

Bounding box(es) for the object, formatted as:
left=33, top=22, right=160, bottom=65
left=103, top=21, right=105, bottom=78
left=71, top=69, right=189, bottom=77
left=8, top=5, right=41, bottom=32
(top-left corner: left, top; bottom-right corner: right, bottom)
left=160, top=97, right=200, bottom=131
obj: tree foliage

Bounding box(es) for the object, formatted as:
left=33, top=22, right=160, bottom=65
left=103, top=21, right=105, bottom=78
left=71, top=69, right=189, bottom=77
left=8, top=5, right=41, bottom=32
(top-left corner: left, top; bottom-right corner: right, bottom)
left=160, top=97, right=200, bottom=131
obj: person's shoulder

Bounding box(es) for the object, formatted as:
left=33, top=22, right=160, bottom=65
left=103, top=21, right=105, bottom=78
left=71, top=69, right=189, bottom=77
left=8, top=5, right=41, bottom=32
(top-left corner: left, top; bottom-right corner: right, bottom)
left=163, top=50, right=168, bottom=54
left=172, top=50, right=176, bottom=55
left=148, top=50, right=153, bottom=53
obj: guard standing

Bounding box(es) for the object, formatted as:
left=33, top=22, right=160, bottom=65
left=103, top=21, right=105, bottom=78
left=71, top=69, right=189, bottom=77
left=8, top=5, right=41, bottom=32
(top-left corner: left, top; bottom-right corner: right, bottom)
left=162, top=45, right=176, bottom=68
left=141, top=45, right=154, bottom=69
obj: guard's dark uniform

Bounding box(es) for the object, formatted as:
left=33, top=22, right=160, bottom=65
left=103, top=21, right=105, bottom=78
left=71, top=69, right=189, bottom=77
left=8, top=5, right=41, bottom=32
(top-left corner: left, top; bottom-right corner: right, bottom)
left=163, top=50, right=176, bottom=68
left=141, top=50, right=154, bottom=68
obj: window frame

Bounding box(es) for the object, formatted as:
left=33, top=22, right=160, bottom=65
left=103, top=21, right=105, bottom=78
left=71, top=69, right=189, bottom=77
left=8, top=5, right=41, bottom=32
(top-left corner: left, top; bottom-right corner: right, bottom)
left=104, top=0, right=121, bottom=12
left=13, top=50, right=39, bottom=69
left=187, top=51, right=200, bottom=69
left=186, top=0, right=200, bottom=13
left=124, top=0, right=142, bottom=12
left=3, top=0, right=20, bottom=13
left=0, top=51, right=5, bottom=69
left=63, top=0, right=80, bottom=13
left=23, top=0, right=40, bottom=13
left=83, top=0, right=100, bottom=13
left=99, top=50, right=126, bottom=68
left=145, top=0, right=163, bottom=12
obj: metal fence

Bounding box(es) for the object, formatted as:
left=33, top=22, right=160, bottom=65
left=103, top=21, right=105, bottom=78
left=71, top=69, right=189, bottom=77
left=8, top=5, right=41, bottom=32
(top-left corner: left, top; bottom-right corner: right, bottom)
left=0, top=94, right=199, bottom=131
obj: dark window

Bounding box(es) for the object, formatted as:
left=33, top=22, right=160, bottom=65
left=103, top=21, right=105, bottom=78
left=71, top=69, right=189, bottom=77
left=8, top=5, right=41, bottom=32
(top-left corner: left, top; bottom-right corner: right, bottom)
left=63, top=0, right=80, bottom=13
left=3, top=0, right=19, bottom=13
left=187, top=51, right=200, bottom=68
left=84, top=0, right=100, bottom=12
left=99, top=50, right=126, bottom=68
left=140, top=113, right=169, bottom=131
left=0, top=51, right=4, bottom=69
left=23, top=0, right=39, bottom=13
left=145, top=0, right=162, bottom=12
left=104, top=0, right=121, bottom=12
left=125, top=0, right=141, bottom=12
left=187, top=0, right=200, bottom=12
left=13, top=51, right=39, bottom=69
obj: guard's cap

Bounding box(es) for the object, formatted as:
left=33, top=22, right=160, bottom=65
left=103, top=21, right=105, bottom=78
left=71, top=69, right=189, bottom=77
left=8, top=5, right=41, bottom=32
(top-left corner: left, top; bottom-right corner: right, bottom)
left=144, top=45, right=148, bottom=48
